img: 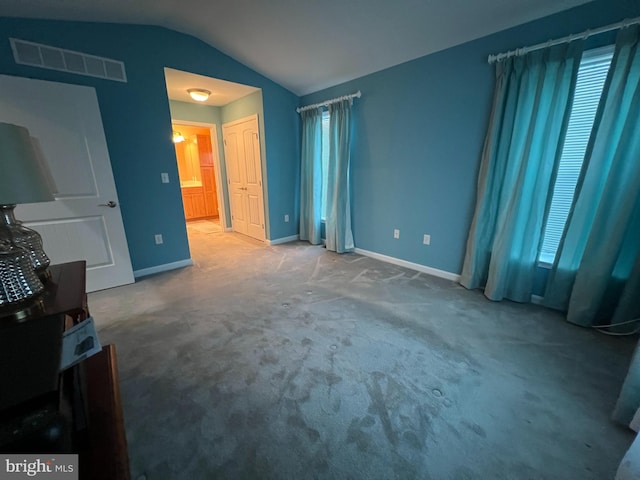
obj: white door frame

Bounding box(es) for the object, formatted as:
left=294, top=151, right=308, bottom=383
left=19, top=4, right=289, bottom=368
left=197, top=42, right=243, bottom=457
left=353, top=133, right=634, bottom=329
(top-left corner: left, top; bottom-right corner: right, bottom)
left=170, top=120, right=228, bottom=230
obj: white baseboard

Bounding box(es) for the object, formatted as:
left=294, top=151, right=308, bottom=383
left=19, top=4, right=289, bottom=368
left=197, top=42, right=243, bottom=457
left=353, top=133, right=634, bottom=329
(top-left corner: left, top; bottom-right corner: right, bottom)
left=134, top=259, right=194, bottom=279
left=354, top=248, right=460, bottom=282
left=531, top=294, right=544, bottom=305
left=224, top=227, right=233, bottom=232
left=267, top=234, right=299, bottom=246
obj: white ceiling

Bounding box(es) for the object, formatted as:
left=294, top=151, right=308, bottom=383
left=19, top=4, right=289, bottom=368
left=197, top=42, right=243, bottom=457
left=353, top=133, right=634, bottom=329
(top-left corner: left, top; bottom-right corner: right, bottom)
left=0, top=0, right=593, bottom=95
left=164, top=68, right=260, bottom=106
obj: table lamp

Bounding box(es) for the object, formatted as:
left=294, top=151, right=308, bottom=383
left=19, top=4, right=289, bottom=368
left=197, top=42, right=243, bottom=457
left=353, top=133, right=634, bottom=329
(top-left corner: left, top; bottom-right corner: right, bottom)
left=0, top=122, right=56, bottom=319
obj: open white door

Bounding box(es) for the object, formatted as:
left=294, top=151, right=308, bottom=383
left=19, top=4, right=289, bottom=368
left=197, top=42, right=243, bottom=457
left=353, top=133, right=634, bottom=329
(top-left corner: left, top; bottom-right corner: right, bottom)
left=0, top=75, right=134, bottom=292
left=222, top=114, right=265, bottom=241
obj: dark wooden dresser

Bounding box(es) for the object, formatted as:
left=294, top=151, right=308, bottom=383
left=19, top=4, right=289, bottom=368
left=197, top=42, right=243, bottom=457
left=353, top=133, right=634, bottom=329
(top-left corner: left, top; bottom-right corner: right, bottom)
left=0, top=261, right=130, bottom=479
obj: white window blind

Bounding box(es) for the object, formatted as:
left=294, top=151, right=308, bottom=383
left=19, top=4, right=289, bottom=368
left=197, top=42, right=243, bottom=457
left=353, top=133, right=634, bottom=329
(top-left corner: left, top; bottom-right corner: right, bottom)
left=538, top=45, right=614, bottom=265
left=321, top=110, right=330, bottom=220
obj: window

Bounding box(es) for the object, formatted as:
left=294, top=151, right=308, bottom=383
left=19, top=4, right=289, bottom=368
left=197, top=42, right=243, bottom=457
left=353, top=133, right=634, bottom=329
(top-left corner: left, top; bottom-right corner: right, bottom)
left=321, top=110, right=330, bottom=220
left=538, top=45, right=614, bottom=265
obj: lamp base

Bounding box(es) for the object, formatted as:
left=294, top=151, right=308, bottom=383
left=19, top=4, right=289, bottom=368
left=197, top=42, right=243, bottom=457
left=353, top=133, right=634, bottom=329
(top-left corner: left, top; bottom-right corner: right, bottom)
left=38, top=267, right=52, bottom=283
left=0, top=297, right=45, bottom=322
left=0, top=240, right=46, bottom=321
left=0, top=204, right=51, bottom=281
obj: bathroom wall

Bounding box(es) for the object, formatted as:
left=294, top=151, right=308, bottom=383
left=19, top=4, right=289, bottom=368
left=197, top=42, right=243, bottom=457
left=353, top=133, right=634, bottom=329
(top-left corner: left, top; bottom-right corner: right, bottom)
left=169, top=100, right=230, bottom=226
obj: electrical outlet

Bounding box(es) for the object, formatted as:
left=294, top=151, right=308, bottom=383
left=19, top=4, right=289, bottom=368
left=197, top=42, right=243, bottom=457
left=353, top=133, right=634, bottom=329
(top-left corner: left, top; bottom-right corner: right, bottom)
left=161, top=172, right=169, bottom=183
left=154, top=234, right=163, bottom=245
left=393, top=229, right=400, bottom=239
left=423, top=234, right=431, bottom=245
left=284, top=214, right=289, bottom=222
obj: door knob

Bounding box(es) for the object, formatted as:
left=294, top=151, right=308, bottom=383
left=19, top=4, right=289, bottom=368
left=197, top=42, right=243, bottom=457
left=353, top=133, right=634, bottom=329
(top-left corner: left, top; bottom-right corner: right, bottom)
left=99, top=201, right=117, bottom=208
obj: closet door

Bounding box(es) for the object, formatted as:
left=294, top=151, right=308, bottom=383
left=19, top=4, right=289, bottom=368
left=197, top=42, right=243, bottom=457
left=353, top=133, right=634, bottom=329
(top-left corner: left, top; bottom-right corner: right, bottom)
left=222, top=114, right=264, bottom=241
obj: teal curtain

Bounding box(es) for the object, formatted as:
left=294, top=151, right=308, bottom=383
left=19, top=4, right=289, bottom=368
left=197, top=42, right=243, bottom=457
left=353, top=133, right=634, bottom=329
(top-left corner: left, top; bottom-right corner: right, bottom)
left=299, top=107, right=323, bottom=245
left=614, top=324, right=640, bottom=426
left=460, top=42, right=584, bottom=301
left=325, top=99, right=354, bottom=253
left=544, top=26, right=640, bottom=331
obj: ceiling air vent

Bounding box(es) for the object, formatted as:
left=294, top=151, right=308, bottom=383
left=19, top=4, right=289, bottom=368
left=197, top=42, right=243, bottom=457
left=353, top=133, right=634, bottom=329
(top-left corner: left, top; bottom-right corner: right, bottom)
left=10, top=38, right=127, bottom=83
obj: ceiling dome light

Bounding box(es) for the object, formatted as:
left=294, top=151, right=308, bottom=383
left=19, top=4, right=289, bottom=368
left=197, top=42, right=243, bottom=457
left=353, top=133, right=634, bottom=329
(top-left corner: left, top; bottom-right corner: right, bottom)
left=188, top=88, right=211, bottom=102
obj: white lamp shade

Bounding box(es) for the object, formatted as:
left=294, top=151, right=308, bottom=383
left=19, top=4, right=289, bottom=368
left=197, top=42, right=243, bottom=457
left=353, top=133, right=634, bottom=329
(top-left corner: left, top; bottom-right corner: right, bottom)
left=0, top=122, right=55, bottom=205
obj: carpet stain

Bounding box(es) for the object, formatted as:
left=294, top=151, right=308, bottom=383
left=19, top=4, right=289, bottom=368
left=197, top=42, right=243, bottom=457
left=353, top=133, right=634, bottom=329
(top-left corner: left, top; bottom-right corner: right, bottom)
left=260, top=350, right=279, bottom=365
left=445, top=422, right=463, bottom=440
left=287, top=414, right=321, bottom=443
left=461, top=420, right=487, bottom=438
left=227, top=412, right=244, bottom=429
left=346, top=417, right=373, bottom=453
left=278, top=349, right=311, bottom=402
left=245, top=370, right=258, bottom=385
left=309, top=367, right=343, bottom=387
left=361, top=415, right=376, bottom=428
left=326, top=372, right=342, bottom=386
left=310, top=444, right=330, bottom=473
left=367, top=372, right=399, bottom=447
left=391, top=450, right=421, bottom=479
left=247, top=410, right=265, bottom=428
left=403, top=430, right=423, bottom=450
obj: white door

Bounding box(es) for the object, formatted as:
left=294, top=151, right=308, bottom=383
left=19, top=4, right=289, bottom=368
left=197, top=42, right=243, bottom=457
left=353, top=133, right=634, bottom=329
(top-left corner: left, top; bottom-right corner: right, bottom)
left=222, top=115, right=265, bottom=241
left=0, top=75, right=134, bottom=292
left=223, top=127, right=248, bottom=235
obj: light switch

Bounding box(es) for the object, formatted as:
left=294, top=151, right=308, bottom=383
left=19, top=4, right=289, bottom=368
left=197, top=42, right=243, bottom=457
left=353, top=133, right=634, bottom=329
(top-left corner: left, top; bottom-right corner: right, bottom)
left=161, top=172, right=169, bottom=183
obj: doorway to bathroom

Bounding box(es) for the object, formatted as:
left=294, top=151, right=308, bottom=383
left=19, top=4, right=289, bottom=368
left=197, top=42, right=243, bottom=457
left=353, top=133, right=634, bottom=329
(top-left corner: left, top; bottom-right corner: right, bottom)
left=171, top=122, right=221, bottom=224
left=163, top=67, right=266, bottom=259
left=171, top=121, right=224, bottom=245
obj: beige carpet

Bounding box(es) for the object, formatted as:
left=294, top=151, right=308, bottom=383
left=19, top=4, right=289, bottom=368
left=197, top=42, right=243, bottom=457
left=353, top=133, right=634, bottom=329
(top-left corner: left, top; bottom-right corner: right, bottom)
left=186, top=219, right=223, bottom=235
left=88, top=229, right=636, bottom=479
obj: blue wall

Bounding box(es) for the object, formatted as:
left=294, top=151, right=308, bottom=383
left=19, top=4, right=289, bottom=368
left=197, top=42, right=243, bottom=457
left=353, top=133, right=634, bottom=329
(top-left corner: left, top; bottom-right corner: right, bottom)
left=300, top=0, right=640, bottom=276
left=3, top=0, right=638, bottom=277
left=0, top=19, right=300, bottom=271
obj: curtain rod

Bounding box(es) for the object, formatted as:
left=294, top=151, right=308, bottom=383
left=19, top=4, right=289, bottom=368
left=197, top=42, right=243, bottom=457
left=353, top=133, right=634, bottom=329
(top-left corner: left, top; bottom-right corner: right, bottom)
left=296, top=91, right=361, bottom=113
left=488, top=15, right=640, bottom=64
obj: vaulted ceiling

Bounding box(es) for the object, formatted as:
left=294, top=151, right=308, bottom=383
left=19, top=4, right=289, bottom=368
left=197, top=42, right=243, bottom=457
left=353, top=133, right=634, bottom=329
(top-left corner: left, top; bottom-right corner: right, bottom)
left=0, top=0, right=593, bottom=95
